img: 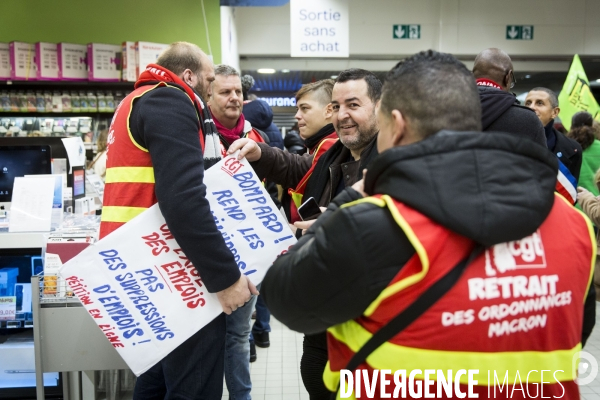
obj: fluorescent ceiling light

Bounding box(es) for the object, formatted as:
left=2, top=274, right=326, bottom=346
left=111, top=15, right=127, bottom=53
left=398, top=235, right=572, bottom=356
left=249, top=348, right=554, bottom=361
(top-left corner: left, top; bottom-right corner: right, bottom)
left=331, top=75, right=338, bottom=79
left=257, top=68, right=276, bottom=74
left=281, top=69, right=291, bottom=73
left=525, top=75, right=531, bottom=79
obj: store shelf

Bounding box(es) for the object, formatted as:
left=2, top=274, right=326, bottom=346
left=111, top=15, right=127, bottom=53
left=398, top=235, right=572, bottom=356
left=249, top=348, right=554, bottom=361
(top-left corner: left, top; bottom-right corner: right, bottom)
left=0, top=111, right=115, bottom=117
left=1, top=80, right=134, bottom=90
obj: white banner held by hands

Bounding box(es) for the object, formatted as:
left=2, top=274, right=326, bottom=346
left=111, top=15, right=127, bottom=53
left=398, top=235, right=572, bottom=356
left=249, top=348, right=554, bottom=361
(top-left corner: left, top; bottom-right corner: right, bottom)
left=58, top=154, right=296, bottom=376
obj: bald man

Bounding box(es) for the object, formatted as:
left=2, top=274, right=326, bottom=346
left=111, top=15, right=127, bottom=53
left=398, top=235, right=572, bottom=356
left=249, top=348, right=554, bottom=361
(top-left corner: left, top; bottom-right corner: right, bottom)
left=473, top=48, right=546, bottom=147
left=100, top=42, right=256, bottom=399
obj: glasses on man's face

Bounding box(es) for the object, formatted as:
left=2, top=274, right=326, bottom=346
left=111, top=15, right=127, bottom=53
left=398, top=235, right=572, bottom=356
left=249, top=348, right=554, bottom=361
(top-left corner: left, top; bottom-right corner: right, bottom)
left=507, top=70, right=516, bottom=89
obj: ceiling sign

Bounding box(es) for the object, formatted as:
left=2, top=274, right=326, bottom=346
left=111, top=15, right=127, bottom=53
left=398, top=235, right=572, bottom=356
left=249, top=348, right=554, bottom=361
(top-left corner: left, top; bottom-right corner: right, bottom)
left=290, top=0, right=349, bottom=58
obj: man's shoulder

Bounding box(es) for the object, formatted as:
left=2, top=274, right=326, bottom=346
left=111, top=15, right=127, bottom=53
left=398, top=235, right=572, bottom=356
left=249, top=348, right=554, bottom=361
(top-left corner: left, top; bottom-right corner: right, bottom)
left=132, top=84, right=196, bottom=118
left=502, top=103, right=538, bottom=119
left=336, top=197, right=391, bottom=220
left=136, top=83, right=191, bottom=102
left=555, top=129, right=583, bottom=156
left=492, top=103, right=541, bottom=128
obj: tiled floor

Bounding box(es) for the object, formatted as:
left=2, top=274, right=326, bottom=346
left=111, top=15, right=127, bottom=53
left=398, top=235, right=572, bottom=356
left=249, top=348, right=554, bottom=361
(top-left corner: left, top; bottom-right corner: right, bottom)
left=224, top=308, right=600, bottom=400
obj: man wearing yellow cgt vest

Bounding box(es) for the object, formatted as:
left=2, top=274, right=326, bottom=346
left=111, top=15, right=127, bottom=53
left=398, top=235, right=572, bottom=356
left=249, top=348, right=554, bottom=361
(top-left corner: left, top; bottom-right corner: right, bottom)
left=260, top=50, right=596, bottom=399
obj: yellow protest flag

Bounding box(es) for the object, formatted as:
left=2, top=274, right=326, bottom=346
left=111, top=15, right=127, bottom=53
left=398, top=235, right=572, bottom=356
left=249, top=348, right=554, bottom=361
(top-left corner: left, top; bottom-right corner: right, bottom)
left=557, top=54, right=600, bottom=130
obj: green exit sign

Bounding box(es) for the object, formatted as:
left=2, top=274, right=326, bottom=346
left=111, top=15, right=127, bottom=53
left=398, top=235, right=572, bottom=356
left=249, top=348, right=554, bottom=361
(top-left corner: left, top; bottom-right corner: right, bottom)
left=506, top=25, right=534, bottom=40
left=393, top=24, right=421, bottom=39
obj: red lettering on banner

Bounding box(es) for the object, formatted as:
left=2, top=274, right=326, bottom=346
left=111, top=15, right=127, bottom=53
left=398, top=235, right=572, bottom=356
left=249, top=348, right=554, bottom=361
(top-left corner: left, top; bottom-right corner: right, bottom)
left=160, top=258, right=206, bottom=308
left=99, top=324, right=124, bottom=348
left=142, top=231, right=170, bottom=256
left=221, top=157, right=244, bottom=176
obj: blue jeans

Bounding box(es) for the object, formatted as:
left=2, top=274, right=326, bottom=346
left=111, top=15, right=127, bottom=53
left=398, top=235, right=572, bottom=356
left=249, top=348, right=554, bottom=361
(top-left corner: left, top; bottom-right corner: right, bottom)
left=224, top=294, right=257, bottom=400
left=251, top=294, right=271, bottom=334
left=133, top=314, right=226, bottom=400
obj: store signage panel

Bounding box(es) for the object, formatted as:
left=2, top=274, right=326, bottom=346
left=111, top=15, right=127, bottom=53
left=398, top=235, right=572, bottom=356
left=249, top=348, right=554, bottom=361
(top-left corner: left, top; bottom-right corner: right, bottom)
left=59, top=155, right=296, bottom=376
left=393, top=24, right=421, bottom=39
left=290, top=0, right=349, bottom=58
left=258, top=96, right=297, bottom=107
left=506, top=25, right=534, bottom=40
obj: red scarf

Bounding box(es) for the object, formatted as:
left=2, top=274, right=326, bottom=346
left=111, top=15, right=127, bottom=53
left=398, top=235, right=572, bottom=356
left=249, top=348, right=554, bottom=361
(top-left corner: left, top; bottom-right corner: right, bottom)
left=136, top=63, right=201, bottom=108
left=476, top=78, right=502, bottom=90
left=135, top=63, right=227, bottom=163
left=211, top=110, right=246, bottom=145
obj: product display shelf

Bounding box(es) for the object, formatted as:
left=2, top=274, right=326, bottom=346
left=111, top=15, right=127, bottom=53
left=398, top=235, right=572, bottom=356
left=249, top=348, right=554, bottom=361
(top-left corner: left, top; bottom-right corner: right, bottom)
left=0, top=111, right=117, bottom=116
left=1, top=81, right=134, bottom=90
left=32, top=275, right=129, bottom=400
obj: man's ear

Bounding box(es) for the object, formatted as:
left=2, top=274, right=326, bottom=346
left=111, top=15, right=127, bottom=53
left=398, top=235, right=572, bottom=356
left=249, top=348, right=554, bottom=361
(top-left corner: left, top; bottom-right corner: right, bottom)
left=324, top=103, right=333, bottom=119
left=552, top=107, right=561, bottom=120
left=182, top=69, right=194, bottom=86
left=391, top=109, right=407, bottom=146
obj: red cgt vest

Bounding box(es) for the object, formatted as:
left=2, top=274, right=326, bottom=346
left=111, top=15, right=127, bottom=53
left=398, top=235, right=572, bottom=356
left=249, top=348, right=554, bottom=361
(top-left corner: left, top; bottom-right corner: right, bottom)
left=324, top=194, right=595, bottom=399
left=287, top=133, right=338, bottom=222
left=99, top=83, right=204, bottom=239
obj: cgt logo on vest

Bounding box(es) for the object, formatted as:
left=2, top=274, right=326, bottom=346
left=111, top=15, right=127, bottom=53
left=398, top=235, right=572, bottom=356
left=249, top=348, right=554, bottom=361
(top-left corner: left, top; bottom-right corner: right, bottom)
left=221, top=157, right=244, bottom=177
left=484, top=231, right=546, bottom=277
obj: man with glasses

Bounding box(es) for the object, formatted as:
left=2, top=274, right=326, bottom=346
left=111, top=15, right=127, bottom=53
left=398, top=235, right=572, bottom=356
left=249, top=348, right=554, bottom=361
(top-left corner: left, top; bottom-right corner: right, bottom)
left=472, top=48, right=546, bottom=147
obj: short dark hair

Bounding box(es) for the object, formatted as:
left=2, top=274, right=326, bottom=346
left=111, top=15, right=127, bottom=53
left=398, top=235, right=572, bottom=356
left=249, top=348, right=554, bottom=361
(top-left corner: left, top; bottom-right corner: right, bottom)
left=381, top=50, right=481, bottom=139
left=156, top=42, right=205, bottom=76
left=530, top=87, right=559, bottom=108
left=336, top=68, right=382, bottom=104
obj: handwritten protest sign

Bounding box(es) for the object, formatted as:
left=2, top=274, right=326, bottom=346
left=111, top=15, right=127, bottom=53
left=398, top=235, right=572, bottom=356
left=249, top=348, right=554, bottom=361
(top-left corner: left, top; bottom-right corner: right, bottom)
left=58, top=155, right=296, bottom=375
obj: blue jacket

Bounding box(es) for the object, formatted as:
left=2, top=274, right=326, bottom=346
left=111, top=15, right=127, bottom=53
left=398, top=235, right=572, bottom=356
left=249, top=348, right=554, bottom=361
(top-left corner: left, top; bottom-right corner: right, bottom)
left=242, top=100, right=284, bottom=149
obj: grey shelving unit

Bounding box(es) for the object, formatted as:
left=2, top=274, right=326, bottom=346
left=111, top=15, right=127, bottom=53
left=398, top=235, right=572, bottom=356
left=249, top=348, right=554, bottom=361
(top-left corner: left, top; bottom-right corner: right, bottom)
left=31, top=275, right=129, bottom=399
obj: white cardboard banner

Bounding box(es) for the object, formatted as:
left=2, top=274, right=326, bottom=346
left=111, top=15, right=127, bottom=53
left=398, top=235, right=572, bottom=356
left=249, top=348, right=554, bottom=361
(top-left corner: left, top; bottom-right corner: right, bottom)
left=59, top=155, right=295, bottom=376
left=290, top=0, right=349, bottom=58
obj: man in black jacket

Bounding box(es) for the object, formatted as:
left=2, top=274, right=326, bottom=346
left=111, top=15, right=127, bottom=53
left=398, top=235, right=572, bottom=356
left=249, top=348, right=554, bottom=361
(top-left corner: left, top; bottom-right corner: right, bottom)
left=473, top=48, right=547, bottom=147
left=261, top=50, right=596, bottom=397
left=229, top=69, right=381, bottom=400
left=525, top=87, right=583, bottom=180
left=103, top=42, right=257, bottom=400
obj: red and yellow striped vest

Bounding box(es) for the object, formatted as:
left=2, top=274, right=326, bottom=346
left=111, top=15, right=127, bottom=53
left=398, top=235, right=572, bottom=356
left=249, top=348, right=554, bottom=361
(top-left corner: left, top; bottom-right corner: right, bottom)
left=288, top=134, right=338, bottom=223
left=99, top=83, right=204, bottom=238
left=324, top=194, right=595, bottom=399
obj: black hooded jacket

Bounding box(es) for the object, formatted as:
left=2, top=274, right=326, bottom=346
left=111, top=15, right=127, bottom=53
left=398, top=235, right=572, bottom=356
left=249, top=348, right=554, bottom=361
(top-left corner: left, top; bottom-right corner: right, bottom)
left=478, top=86, right=547, bottom=148
left=242, top=99, right=284, bottom=149
left=261, top=130, right=595, bottom=344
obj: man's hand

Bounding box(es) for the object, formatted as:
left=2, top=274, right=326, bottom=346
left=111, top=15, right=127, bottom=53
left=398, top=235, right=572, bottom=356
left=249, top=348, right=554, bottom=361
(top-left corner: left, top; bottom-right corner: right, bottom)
left=288, top=223, right=298, bottom=234
left=351, top=169, right=368, bottom=197
left=577, top=186, right=590, bottom=195
left=228, top=138, right=262, bottom=162
left=293, top=207, right=327, bottom=235
left=216, top=274, right=259, bottom=315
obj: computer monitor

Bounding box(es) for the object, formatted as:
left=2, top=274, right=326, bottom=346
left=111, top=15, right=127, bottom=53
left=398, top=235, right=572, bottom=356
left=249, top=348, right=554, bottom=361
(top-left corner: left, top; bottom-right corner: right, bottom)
left=0, top=145, right=52, bottom=211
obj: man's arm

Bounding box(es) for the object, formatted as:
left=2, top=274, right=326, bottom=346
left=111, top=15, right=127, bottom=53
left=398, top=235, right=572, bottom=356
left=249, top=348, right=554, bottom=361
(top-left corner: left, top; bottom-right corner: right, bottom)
left=261, top=189, right=415, bottom=334
left=229, top=138, right=312, bottom=188
left=131, top=87, right=240, bottom=294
